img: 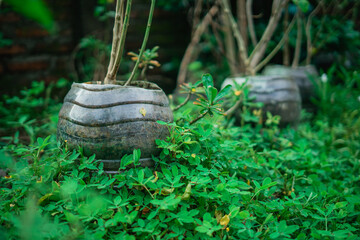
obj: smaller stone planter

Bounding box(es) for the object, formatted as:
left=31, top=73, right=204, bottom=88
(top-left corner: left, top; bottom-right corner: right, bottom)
left=223, top=75, right=302, bottom=127
left=57, top=81, right=173, bottom=172
left=263, top=65, right=318, bottom=104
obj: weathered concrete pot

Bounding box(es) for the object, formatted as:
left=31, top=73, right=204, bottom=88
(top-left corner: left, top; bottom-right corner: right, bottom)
left=223, top=75, right=302, bottom=127
left=263, top=65, right=318, bottom=103
left=57, top=81, right=173, bottom=172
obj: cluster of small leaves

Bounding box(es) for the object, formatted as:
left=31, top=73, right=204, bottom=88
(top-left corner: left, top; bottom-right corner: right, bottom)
left=128, top=46, right=161, bottom=80
left=1, top=69, right=360, bottom=239
left=1, top=109, right=359, bottom=239
left=0, top=79, right=69, bottom=144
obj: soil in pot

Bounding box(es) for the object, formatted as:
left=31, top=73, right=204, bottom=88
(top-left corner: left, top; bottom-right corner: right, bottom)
left=222, top=75, right=302, bottom=127
left=57, top=81, right=173, bottom=173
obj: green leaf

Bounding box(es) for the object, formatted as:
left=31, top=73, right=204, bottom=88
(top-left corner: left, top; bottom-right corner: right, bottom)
left=202, top=73, right=214, bottom=88
left=209, top=87, right=218, bottom=104
left=171, top=165, right=179, bottom=177
left=238, top=181, right=252, bottom=190
left=334, top=201, right=348, bottom=209
left=4, top=0, right=54, bottom=31
left=263, top=213, right=273, bottom=225
left=202, top=73, right=214, bottom=100
left=239, top=210, right=250, bottom=219
left=292, top=0, right=310, bottom=13
left=138, top=169, right=144, bottom=183
left=260, top=181, right=277, bottom=190
left=283, top=225, right=299, bottom=235
left=213, top=84, right=232, bottom=103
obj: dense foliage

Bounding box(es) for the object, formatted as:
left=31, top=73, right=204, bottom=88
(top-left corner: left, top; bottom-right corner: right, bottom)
left=0, top=67, right=359, bottom=239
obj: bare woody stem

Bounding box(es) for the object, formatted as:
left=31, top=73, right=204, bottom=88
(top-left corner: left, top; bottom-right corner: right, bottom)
left=249, top=0, right=288, bottom=71
left=190, top=111, right=208, bottom=125
left=177, top=3, right=219, bottom=87
left=125, top=0, right=156, bottom=86
left=192, top=0, right=203, bottom=35
left=106, top=0, right=124, bottom=82
left=221, top=0, right=250, bottom=74
left=283, top=2, right=290, bottom=66
left=254, top=14, right=296, bottom=73
left=305, top=1, right=323, bottom=65
left=105, top=0, right=132, bottom=84
left=292, top=11, right=302, bottom=68
left=173, top=92, right=192, bottom=111
left=224, top=97, right=242, bottom=117
left=222, top=13, right=238, bottom=75
left=246, top=0, right=258, bottom=46
left=237, top=0, right=248, bottom=73
left=237, top=0, right=248, bottom=52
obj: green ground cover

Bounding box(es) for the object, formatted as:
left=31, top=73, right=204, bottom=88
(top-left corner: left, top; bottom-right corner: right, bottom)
left=0, top=67, right=359, bottom=239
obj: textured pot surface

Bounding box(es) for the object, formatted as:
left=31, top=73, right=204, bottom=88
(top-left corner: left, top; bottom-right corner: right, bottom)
left=263, top=65, right=318, bottom=102
left=57, top=81, right=173, bottom=170
left=223, top=75, right=301, bottom=126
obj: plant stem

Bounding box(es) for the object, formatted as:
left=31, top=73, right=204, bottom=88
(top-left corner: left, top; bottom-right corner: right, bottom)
left=237, top=0, right=248, bottom=73
left=106, top=0, right=124, bottom=83
left=305, top=1, right=323, bottom=65
left=222, top=12, right=238, bottom=75
left=249, top=0, right=288, bottom=71
left=246, top=0, right=257, bottom=46
left=106, top=0, right=133, bottom=84
left=177, top=3, right=219, bottom=87
left=173, top=92, right=192, bottom=111
left=192, top=0, right=203, bottom=35
left=237, top=0, right=248, bottom=51
left=190, top=111, right=208, bottom=125
left=125, top=0, right=156, bottom=86
left=140, top=63, right=148, bottom=80
left=224, top=97, right=242, bottom=117
left=292, top=11, right=302, bottom=68
left=283, top=2, right=290, bottom=66
left=255, top=14, right=296, bottom=72
left=221, top=0, right=250, bottom=74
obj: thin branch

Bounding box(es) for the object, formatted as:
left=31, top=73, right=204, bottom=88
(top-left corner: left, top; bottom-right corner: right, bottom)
left=246, top=0, right=258, bottom=46
left=173, top=92, right=192, bottom=111
left=249, top=0, right=289, bottom=71
left=222, top=12, right=239, bottom=75
left=106, top=0, right=124, bottom=82
left=105, top=0, right=133, bottom=84
left=192, top=0, right=203, bottom=35
left=305, top=0, right=323, bottom=65
left=210, top=18, right=225, bottom=56
left=224, top=98, right=242, bottom=117
left=125, top=0, right=156, bottom=86
left=221, top=0, right=250, bottom=74
left=190, top=111, right=208, bottom=125
left=176, top=3, right=219, bottom=87
left=255, top=14, right=296, bottom=73
left=292, top=11, right=302, bottom=68
left=237, top=0, right=248, bottom=51
left=283, top=2, right=290, bottom=66
left=237, top=0, right=248, bottom=72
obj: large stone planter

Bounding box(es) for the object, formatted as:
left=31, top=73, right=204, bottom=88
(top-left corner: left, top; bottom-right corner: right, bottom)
left=57, top=81, right=173, bottom=172
left=263, top=65, right=318, bottom=103
left=223, top=75, right=302, bottom=127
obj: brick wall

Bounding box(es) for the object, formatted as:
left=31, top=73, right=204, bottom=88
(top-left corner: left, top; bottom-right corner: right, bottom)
left=0, top=0, right=190, bottom=95
left=0, top=0, right=76, bottom=95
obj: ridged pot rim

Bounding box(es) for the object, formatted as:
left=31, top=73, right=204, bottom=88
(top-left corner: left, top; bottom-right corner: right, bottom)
left=225, top=75, right=292, bottom=82
left=71, top=81, right=163, bottom=92
left=264, top=64, right=317, bottom=70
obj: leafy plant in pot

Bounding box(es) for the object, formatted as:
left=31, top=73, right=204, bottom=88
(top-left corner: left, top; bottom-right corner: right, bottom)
left=57, top=0, right=173, bottom=173
left=220, top=0, right=301, bottom=127
left=263, top=0, right=322, bottom=106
